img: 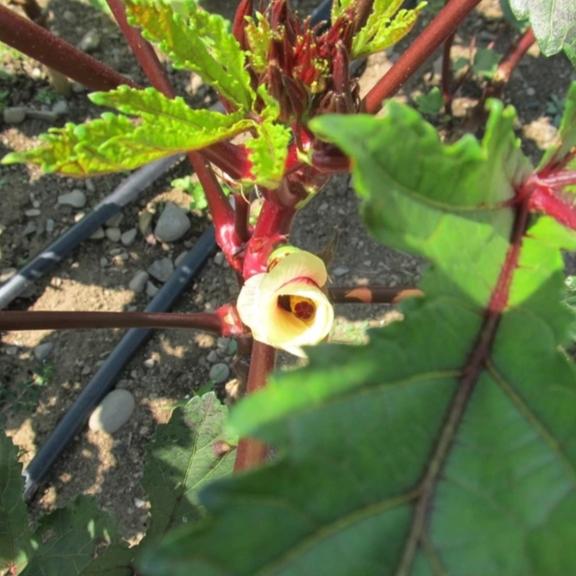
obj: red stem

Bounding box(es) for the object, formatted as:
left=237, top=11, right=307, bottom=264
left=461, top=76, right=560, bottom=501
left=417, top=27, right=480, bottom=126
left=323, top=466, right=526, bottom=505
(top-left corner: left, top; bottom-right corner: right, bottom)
left=493, top=27, right=535, bottom=88
left=234, top=342, right=276, bottom=472
left=441, top=33, right=455, bottom=114
left=105, top=0, right=241, bottom=263
left=362, top=0, right=482, bottom=113
left=234, top=194, right=251, bottom=244
left=328, top=285, right=422, bottom=304
left=540, top=171, right=576, bottom=188
left=106, top=0, right=175, bottom=96
left=0, top=311, right=223, bottom=333
left=0, top=4, right=135, bottom=91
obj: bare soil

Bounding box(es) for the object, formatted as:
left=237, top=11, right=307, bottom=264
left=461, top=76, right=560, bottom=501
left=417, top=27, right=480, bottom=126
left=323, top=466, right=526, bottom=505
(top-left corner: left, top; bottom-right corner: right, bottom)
left=0, top=0, right=574, bottom=544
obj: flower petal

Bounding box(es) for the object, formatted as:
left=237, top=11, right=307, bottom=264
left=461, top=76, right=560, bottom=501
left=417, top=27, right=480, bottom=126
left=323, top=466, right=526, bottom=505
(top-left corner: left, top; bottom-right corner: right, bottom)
left=264, top=251, right=328, bottom=292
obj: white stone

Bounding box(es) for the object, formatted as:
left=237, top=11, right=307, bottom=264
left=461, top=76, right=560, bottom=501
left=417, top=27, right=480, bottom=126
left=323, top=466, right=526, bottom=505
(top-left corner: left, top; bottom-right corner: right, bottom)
left=3, top=107, right=27, bottom=124
left=34, top=342, right=54, bottom=361
left=154, top=203, right=190, bottom=242
left=0, top=268, right=16, bottom=284
left=332, top=266, right=350, bottom=277
left=79, top=29, right=101, bottom=52
left=129, top=270, right=149, bottom=293
left=90, top=227, right=105, bottom=240
left=45, top=219, right=55, bottom=234
left=25, top=209, right=41, bottom=217
left=209, top=363, right=230, bottom=384
left=106, top=227, right=122, bottom=242
left=88, top=389, right=136, bottom=434
left=52, top=100, right=69, bottom=115
left=148, top=257, right=174, bottom=283
left=58, top=189, right=86, bottom=208
left=121, top=228, right=137, bottom=246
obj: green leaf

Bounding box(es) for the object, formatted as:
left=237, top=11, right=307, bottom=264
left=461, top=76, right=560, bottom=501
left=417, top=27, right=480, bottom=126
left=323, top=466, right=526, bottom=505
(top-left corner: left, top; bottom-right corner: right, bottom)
left=414, top=86, right=443, bottom=116
left=2, top=87, right=252, bottom=176
left=126, top=0, right=254, bottom=109
left=472, top=47, right=501, bottom=79
left=539, top=82, right=576, bottom=169
left=141, top=101, right=576, bottom=575
left=141, top=392, right=236, bottom=546
left=508, top=0, right=576, bottom=65
left=0, top=434, right=33, bottom=574
left=79, top=545, right=135, bottom=576
left=21, top=496, right=116, bottom=576
left=352, top=0, right=426, bottom=58
left=245, top=87, right=291, bottom=188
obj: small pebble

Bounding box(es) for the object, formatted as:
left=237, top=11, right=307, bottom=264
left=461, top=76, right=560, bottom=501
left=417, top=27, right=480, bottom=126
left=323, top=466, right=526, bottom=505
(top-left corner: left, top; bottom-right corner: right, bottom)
left=209, top=363, right=230, bottom=384
left=52, top=100, right=69, bottom=116
left=174, top=251, right=188, bottom=268
left=129, top=270, right=149, bottom=293
left=213, top=252, right=225, bottom=266
left=148, top=257, right=174, bottom=283
left=121, top=228, right=138, bottom=246
left=332, top=266, right=350, bottom=277
left=138, top=211, right=154, bottom=236
left=45, top=219, right=55, bottom=234
left=3, top=107, right=27, bottom=124
left=105, top=213, right=123, bottom=228
left=79, top=29, right=101, bottom=52
left=207, top=350, right=220, bottom=363
left=90, top=227, right=105, bottom=240
left=23, top=222, right=36, bottom=236
left=88, top=389, right=136, bottom=434
left=0, top=268, right=16, bottom=284
left=58, top=189, right=86, bottom=208
left=100, top=257, right=109, bottom=268
left=154, top=203, right=190, bottom=242
left=146, top=281, right=160, bottom=298
left=34, top=342, right=54, bottom=362
left=25, top=209, right=41, bottom=217
left=106, top=227, right=122, bottom=242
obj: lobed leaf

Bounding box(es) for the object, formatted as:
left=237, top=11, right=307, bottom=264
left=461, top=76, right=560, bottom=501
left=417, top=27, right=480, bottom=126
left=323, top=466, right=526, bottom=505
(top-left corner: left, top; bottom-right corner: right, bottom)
left=508, top=0, right=576, bottom=65
left=352, top=0, right=427, bottom=58
left=126, top=0, right=254, bottom=109
left=245, top=88, right=291, bottom=188
left=245, top=12, right=275, bottom=74
left=331, top=0, right=354, bottom=22
left=140, top=100, right=576, bottom=575
left=0, top=434, right=34, bottom=574
left=21, top=496, right=116, bottom=576
left=79, top=545, right=135, bottom=576
left=2, top=87, right=253, bottom=176
left=141, top=392, right=236, bottom=546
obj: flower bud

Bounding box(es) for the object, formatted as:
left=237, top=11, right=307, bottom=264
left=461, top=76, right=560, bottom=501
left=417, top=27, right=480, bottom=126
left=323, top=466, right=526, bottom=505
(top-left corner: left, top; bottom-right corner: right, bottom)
left=237, top=249, right=334, bottom=357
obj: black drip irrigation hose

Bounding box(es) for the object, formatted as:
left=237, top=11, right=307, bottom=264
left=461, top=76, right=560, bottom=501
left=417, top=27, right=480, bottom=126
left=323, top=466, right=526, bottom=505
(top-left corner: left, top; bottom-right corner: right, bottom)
left=0, top=155, right=183, bottom=309
left=21, top=0, right=333, bottom=500
left=23, top=227, right=215, bottom=499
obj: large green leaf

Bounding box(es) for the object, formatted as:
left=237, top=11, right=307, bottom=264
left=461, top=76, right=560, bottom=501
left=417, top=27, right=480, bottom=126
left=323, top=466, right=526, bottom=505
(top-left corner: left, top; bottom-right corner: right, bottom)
left=79, top=545, right=135, bottom=576
left=142, top=392, right=236, bottom=546
left=21, top=497, right=115, bottom=576
left=509, top=0, right=576, bottom=65
left=0, top=434, right=33, bottom=574
left=126, top=0, right=254, bottom=109
left=1, top=87, right=252, bottom=176
left=140, top=100, right=576, bottom=575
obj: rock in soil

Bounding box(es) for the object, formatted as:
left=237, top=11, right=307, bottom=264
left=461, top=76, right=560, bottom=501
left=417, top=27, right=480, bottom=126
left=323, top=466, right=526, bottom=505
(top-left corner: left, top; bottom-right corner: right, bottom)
left=209, top=363, right=230, bottom=384
left=34, top=342, right=54, bottom=362
left=129, top=270, right=149, bottom=293
left=121, top=228, right=138, bottom=246
left=105, top=227, right=122, bottom=242
left=148, top=257, right=174, bottom=283
left=88, top=389, right=136, bottom=434
left=3, top=107, right=27, bottom=124
left=154, top=203, right=190, bottom=243
left=57, top=189, right=87, bottom=209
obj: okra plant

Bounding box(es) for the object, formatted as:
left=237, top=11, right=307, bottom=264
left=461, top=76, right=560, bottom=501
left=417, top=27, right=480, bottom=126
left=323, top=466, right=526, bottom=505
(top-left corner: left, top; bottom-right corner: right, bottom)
left=1, top=0, right=576, bottom=574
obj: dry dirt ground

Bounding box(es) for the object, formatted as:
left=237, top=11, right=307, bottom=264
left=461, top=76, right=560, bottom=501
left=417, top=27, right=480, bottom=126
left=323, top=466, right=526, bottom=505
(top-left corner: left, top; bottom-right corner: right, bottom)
left=0, top=0, right=574, bottom=543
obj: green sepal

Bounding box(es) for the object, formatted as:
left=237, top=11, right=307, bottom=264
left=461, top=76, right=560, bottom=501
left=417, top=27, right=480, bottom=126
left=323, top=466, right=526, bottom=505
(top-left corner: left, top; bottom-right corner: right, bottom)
left=331, top=0, right=354, bottom=22
left=2, top=86, right=253, bottom=176
left=352, top=0, right=427, bottom=58
left=126, top=0, right=255, bottom=109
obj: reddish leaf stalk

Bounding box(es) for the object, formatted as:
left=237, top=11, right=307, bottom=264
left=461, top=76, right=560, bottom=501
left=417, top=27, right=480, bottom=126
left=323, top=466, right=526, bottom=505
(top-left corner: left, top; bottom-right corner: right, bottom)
left=328, top=286, right=423, bottom=304
left=539, top=171, right=576, bottom=188
left=0, top=311, right=223, bottom=333
left=441, top=31, right=455, bottom=114
left=106, top=0, right=175, bottom=96
left=234, top=194, right=251, bottom=244
left=234, top=342, right=276, bottom=472
left=363, top=0, right=482, bottom=113
left=0, top=4, right=135, bottom=91
left=492, top=27, right=536, bottom=90
left=105, top=0, right=242, bottom=264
